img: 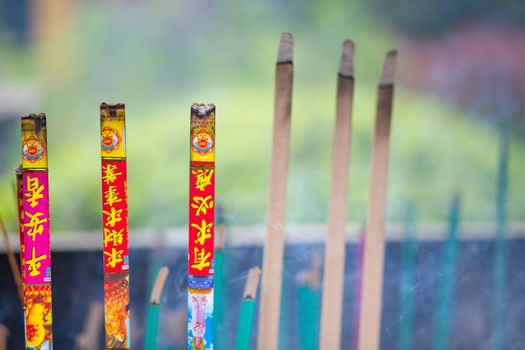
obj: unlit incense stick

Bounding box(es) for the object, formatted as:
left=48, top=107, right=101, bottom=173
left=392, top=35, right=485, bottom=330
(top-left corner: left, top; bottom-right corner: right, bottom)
left=0, top=324, right=8, bottom=350
left=357, top=50, right=397, bottom=350
left=257, top=32, right=294, bottom=350
left=320, top=39, right=355, bottom=350
left=235, top=267, right=262, bottom=350
left=100, top=103, right=131, bottom=349
left=75, top=301, right=104, bottom=350
left=0, top=215, right=23, bottom=303
left=145, top=266, right=170, bottom=350
left=21, top=114, right=54, bottom=349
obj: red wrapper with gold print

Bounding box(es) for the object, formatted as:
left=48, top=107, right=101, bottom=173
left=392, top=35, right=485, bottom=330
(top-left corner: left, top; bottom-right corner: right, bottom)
left=189, top=104, right=215, bottom=277
left=101, top=160, right=129, bottom=273
left=100, top=103, right=131, bottom=349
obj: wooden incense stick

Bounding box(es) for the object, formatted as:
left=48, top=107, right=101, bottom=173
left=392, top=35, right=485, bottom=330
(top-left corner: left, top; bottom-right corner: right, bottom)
left=21, top=113, right=54, bottom=349
left=257, top=32, right=294, bottom=350
left=0, top=215, right=23, bottom=303
left=235, top=267, right=262, bottom=350
left=188, top=103, right=216, bottom=350
left=75, top=301, right=104, bottom=350
left=357, top=50, right=398, bottom=350
left=100, top=103, right=131, bottom=349
left=0, top=324, right=8, bottom=350
left=320, top=39, right=355, bottom=350
left=145, top=266, right=170, bottom=350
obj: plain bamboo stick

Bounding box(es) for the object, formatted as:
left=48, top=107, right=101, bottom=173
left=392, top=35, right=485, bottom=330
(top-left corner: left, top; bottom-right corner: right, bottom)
left=357, top=50, right=398, bottom=350
left=257, top=32, right=294, bottom=350
left=319, top=39, right=355, bottom=350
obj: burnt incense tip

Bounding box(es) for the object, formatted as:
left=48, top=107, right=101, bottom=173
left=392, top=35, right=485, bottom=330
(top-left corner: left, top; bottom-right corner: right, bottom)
left=339, top=39, right=355, bottom=78
left=100, top=103, right=125, bottom=118
left=243, top=267, right=262, bottom=300
left=150, top=266, right=170, bottom=305
left=191, top=103, right=216, bottom=118
left=277, top=32, right=294, bottom=64
left=380, top=49, right=398, bottom=86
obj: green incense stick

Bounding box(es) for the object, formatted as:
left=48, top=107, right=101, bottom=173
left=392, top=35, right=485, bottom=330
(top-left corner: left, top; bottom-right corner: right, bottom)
left=235, top=267, right=261, bottom=350
left=492, top=129, right=508, bottom=350
left=298, top=251, right=321, bottom=350
left=433, top=195, right=460, bottom=350
left=214, top=205, right=226, bottom=349
left=145, top=266, right=170, bottom=350
left=398, top=203, right=416, bottom=350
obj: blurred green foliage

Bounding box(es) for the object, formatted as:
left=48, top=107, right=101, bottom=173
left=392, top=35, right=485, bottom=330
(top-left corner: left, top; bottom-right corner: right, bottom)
left=0, top=0, right=524, bottom=233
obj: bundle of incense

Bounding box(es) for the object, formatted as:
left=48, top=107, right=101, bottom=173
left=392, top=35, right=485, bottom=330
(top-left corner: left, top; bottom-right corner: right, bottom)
left=214, top=205, right=226, bottom=350
left=99, top=103, right=131, bottom=349
left=297, top=251, right=321, bottom=350
left=0, top=324, right=8, bottom=350
left=320, top=39, right=355, bottom=350
left=20, top=114, right=54, bottom=349
left=257, top=32, right=294, bottom=350
left=75, top=301, right=104, bottom=350
left=234, top=267, right=262, bottom=350
left=399, top=203, right=417, bottom=350
left=433, top=195, right=460, bottom=350
left=492, top=129, right=509, bottom=350
left=357, top=50, right=398, bottom=350
left=145, top=266, right=170, bottom=350
left=0, top=215, right=23, bottom=303
left=188, top=103, right=215, bottom=350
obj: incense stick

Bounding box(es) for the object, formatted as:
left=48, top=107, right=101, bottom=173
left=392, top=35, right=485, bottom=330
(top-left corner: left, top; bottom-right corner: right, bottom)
left=297, top=251, right=321, bottom=350
left=21, top=113, right=54, bottom=349
left=357, top=50, right=397, bottom=350
left=75, top=301, right=104, bottom=350
left=492, top=128, right=508, bottom=350
left=100, top=103, right=131, bottom=349
left=399, top=203, right=417, bottom=350
left=235, top=267, right=262, bottom=350
left=145, top=266, right=170, bottom=350
left=0, top=324, right=8, bottom=350
left=320, top=39, right=355, bottom=350
left=257, top=32, right=294, bottom=350
left=0, top=215, right=23, bottom=303
left=433, top=195, right=460, bottom=350
left=188, top=103, right=216, bottom=350
left=214, top=205, right=226, bottom=350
